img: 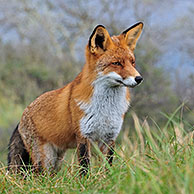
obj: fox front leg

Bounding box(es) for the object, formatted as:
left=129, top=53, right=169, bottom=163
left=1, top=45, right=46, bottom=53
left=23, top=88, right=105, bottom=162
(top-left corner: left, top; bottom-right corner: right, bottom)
left=99, top=140, right=115, bottom=166
left=106, top=143, right=115, bottom=166
left=77, top=138, right=91, bottom=176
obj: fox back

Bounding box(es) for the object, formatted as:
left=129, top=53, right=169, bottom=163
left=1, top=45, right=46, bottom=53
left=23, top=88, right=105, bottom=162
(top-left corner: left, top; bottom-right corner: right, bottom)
left=8, top=22, right=144, bottom=175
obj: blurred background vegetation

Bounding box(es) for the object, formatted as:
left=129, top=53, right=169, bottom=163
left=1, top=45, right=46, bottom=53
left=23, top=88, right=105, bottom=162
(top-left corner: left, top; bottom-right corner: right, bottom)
left=0, top=0, right=193, bottom=163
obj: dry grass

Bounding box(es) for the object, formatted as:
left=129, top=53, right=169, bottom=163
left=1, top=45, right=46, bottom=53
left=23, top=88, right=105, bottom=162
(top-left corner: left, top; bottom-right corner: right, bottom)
left=0, top=109, right=194, bottom=194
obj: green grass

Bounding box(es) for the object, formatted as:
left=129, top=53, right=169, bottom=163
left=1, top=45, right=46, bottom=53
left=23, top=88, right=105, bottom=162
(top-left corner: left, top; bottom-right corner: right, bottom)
left=0, top=110, right=194, bottom=194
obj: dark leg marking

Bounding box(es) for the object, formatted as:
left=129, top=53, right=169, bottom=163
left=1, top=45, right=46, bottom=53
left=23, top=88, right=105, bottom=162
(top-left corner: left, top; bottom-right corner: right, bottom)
left=78, top=143, right=90, bottom=176
left=107, top=147, right=114, bottom=166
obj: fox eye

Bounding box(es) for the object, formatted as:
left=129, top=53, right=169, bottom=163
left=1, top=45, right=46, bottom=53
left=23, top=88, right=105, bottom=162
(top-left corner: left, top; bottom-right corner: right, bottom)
left=131, top=60, right=135, bottom=66
left=112, top=62, right=123, bottom=66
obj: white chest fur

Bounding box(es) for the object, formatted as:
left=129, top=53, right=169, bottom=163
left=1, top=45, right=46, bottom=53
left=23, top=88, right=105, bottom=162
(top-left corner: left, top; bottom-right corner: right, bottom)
left=77, top=75, right=129, bottom=143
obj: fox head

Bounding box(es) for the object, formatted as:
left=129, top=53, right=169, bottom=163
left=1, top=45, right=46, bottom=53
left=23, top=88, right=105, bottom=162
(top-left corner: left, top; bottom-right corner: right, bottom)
left=85, top=22, right=143, bottom=88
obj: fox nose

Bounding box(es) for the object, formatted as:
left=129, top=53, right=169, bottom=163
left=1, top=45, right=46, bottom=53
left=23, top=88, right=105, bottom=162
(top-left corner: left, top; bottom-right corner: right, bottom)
left=135, top=76, right=143, bottom=84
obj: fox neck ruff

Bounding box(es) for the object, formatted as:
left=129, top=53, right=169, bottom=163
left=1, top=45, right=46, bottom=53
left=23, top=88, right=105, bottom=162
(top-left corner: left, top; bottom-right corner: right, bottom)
left=77, top=73, right=130, bottom=143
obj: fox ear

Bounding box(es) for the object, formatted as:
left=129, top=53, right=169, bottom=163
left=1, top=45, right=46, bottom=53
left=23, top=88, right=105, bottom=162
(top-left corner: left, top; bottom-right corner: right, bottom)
left=122, top=22, right=143, bottom=51
left=89, top=25, right=113, bottom=54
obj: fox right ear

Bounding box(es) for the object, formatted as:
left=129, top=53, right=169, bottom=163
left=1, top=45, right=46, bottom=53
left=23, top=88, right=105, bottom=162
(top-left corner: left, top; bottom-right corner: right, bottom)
left=122, top=22, right=143, bottom=51
left=89, top=25, right=113, bottom=55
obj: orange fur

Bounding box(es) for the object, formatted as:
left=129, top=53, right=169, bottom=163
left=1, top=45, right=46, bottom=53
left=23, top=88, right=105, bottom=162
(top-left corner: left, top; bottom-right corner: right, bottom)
left=8, top=22, right=143, bottom=174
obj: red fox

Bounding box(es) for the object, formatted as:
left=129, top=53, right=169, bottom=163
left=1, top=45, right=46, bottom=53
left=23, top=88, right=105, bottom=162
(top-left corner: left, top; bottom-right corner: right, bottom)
left=8, top=22, right=143, bottom=175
